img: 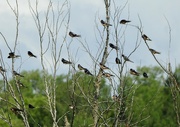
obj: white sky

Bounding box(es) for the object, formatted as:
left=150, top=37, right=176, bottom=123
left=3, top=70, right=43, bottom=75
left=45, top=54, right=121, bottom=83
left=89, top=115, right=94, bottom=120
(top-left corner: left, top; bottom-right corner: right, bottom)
left=0, top=0, right=179, bottom=76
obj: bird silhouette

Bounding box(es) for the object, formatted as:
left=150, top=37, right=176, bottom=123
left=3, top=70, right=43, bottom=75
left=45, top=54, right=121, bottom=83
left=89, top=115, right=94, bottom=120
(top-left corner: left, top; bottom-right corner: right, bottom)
left=69, top=31, right=81, bottom=37
left=100, top=20, right=112, bottom=26
left=28, top=104, right=35, bottom=109
left=0, top=66, right=6, bottom=72
left=120, top=19, right=131, bottom=24
left=78, top=64, right=85, bottom=70
left=130, top=69, right=140, bottom=76
left=11, top=107, right=23, bottom=114
left=143, top=72, right=148, bottom=78
left=149, top=48, right=160, bottom=54
left=13, top=71, right=24, bottom=77
left=142, top=34, right=151, bottom=41
left=122, top=54, right=133, bottom=63
left=115, top=57, right=121, bottom=64
left=28, top=51, right=37, bottom=58
left=102, top=72, right=114, bottom=78
left=61, top=58, right=72, bottom=64
left=109, top=43, right=119, bottom=50
left=84, top=68, right=93, bottom=76
left=8, top=52, right=20, bottom=58
left=100, top=63, right=109, bottom=70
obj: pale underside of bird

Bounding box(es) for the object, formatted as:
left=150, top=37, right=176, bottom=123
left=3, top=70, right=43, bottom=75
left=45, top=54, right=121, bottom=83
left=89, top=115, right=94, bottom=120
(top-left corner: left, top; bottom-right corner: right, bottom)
left=101, top=20, right=112, bottom=27
left=100, top=63, right=109, bottom=70
left=149, top=48, right=160, bottom=54
left=61, top=58, right=72, bottom=64
left=130, top=69, right=140, bottom=76
left=122, top=54, right=134, bottom=63
left=142, top=34, right=151, bottom=41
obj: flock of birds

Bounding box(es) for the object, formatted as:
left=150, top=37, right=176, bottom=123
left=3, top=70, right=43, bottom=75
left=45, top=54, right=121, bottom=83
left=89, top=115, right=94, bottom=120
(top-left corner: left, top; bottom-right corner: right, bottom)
left=62, top=19, right=161, bottom=80
left=2, top=19, right=161, bottom=114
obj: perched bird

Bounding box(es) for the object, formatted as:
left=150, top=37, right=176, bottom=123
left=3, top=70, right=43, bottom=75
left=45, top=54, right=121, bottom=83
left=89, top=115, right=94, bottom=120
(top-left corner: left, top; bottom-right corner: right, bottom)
left=8, top=52, right=20, bottom=58
left=28, top=51, right=37, bottom=58
left=149, top=48, right=160, bottom=54
left=100, top=20, right=112, bottom=26
left=61, top=58, right=72, bottom=64
left=69, top=31, right=81, bottom=37
left=143, top=72, right=148, bottom=78
left=115, top=57, right=121, bottom=64
left=109, top=43, right=119, bottom=50
left=142, top=34, right=151, bottom=41
left=120, top=19, right=131, bottom=24
left=102, top=72, right=114, bottom=78
left=17, top=80, right=27, bottom=88
left=100, top=63, right=109, bottom=70
left=69, top=105, right=74, bottom=110
left=84, top=68, right=93, bottom=76
left=130, top=69, right=140, bottom=76
left=0, top=66, right=6, bottom=72
left=11, top=107, right=23, bottom=114
left=122, top=54, right=133, bottom=63
left=28, top=104, right=35, bottom=109
left=13, top=71, right=24, bottom=77
left=78, top=64, right=85, bottom=70
left=112, top=95, right=120, bottom=101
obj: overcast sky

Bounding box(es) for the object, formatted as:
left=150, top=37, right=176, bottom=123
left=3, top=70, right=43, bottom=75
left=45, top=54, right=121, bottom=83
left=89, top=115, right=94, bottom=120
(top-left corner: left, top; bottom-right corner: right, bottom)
left=0, top=0, right=179, bottom=76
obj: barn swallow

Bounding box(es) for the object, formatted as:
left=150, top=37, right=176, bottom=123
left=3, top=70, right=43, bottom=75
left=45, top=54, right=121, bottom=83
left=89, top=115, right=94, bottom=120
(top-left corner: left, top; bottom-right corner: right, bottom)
left=8, top=52, right=20, bottom=58
left=115, top=57, right=121, bottom=64
left=69, top=31, right=81, bottom=37
left=100, top=63, right=109, bottom=70
left=143, top=72, right=148, bottom=78
left=11, top=107, right=23, bottom=114
left=0, top=66, right=6, bottom=72
left=84, top=68, right=93, bottom=76
left=120, top=19, right=131, bottom=24
left=102, top=72, right=114, bottom=78
left=122, top=54, right=133, bottom=63
left=149, top=48, right=160, bottom=54
left=109, top=43, right=119, bottom=50
left=28, top=104, right=35, bottom=109
left=28, top=51, right=37, bottom=58
left=142, top=34, right=151, bottom=41
left=112, top=95, right=120, bottom=101
left=17, top=80, right=27, bottom=88
left=101, top=20, right=112, bottom=26
left=78, top=64, right=85, bottom=70
left=13, top=71, right=24, bottom=77
left=130, top=69, right=140, bottom=76
left=61, top=58, right=72, bottom=64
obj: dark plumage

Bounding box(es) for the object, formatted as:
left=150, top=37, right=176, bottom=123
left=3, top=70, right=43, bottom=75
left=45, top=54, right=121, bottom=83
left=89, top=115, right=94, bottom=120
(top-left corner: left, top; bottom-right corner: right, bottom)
left=149, top=48, right=160, bottom=54
left=143, top=72, right=148, bottom=78
left=100, top=20, right=112, bottom=26
left=102, top=72, right=114, bottom=78
left=8, top=52, right=20, bottom=58
left=115, top=57, right=121, bottom=64
left=0, top=66, right=6, bottom=72
left=100, top=63, right=109, bottom=70
left=69, top=31, right=81, bottom=37
left=122, top=54, right=133, bottom=63
left=11, top=107, right=23, bottom=114
left=13, top=71, right=24, bottom=77
left=130, top=69, right=140, bottom=76
left=84, top=68, right=93, bottom=76
left=28, top=51, right=37, bottom=58
left=142, top=34, right=151, bottom=41
left=120, top=19, right=131, bottom=24
left=28, top=104, right=35, bottom=109
left=61, top=58, right=72, bottom=64
left=78, top=64, right=85, bottom=70
left=17, top=80, right=27, bottom=88
left=109, top=43, right=119, bottom=50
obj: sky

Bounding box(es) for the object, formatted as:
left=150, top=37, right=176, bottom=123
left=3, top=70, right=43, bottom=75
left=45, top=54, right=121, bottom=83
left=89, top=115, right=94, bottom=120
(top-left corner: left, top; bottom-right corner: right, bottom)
left=0, top=0, right=179, bottom=77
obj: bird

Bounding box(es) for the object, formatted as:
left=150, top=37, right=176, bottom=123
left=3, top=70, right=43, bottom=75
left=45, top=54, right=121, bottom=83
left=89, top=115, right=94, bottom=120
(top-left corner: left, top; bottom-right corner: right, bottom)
left=8, top=52, right=20, bottom=58
left=102, top=72, right=114, bottom=78
left=143, top=72, right=148, bottom=78
left=149, top=48, right=160, bottom=54
left=78, top=64, right=85, bottom=70
left=115, top=57, right=121, bottom=64
left=11, top=107, right=23, bottom=114
left=100, top=20, right=112, bottom=27
left=69, top=31, right=81, bottom=37
left=84, top=68, right=93, bottom=76
left=17, top=80, right=27, bottom=88
left=120, top=19, right=131, bottom=24
left=0, top=66, right=6, bottom=72
left=28, top=104, right=35, bottom=109
left=61, top=58, right=72, bottom=64
left=130, top=69, right=140, bottom=76
left=122, top=54, right=133, bottom=63
left=112, top=95, right=120, bottom=101
left=69, top=105, right=74, bottom=110
left=28, top=51, right=37, bottom=58
left=99, top=63, right=109, bottom=70
left=142, top=34, right=151, bottom=41
left=109, top=43, right=119, bottom=50
left=13, top=71, right=24, bottom=77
